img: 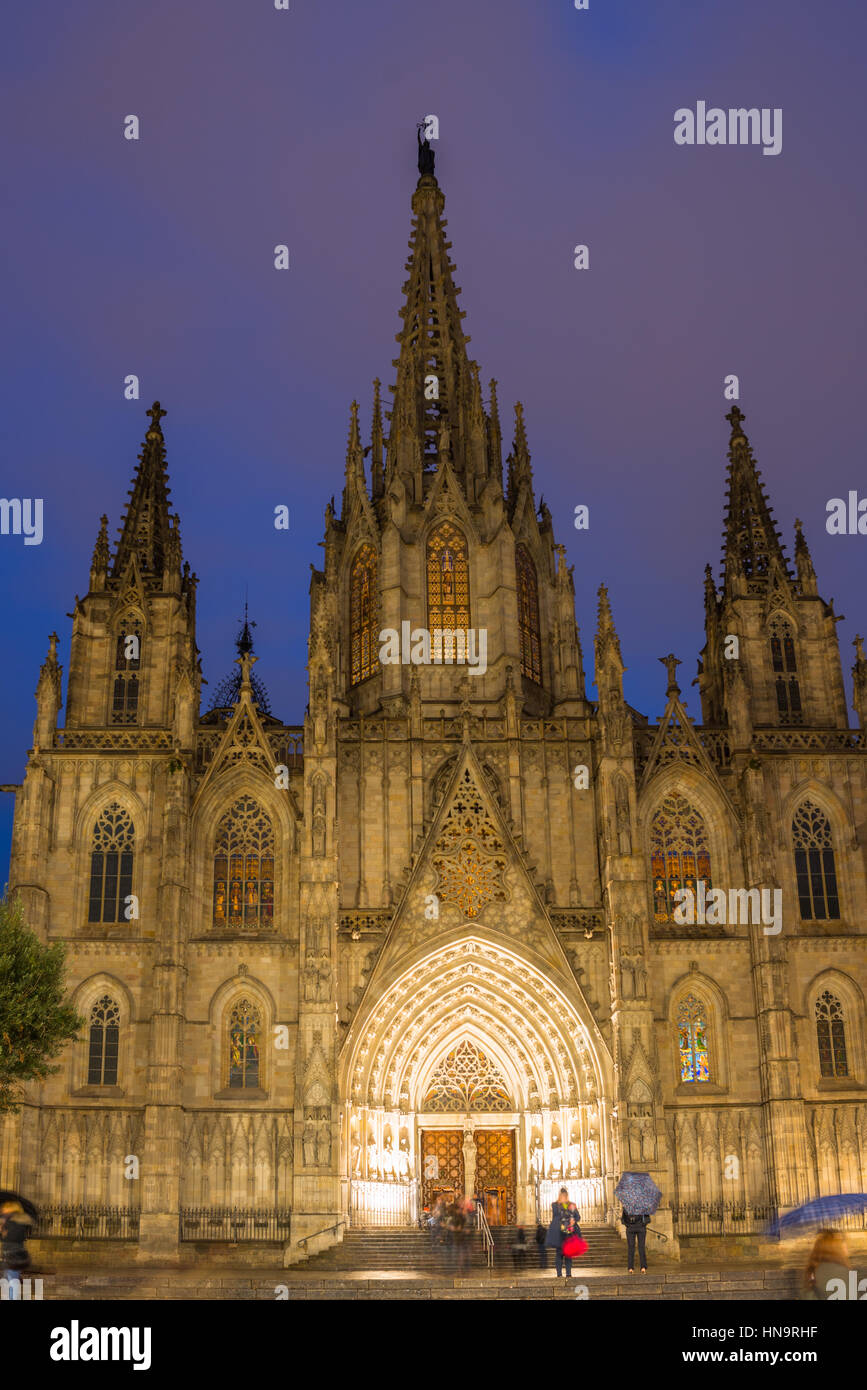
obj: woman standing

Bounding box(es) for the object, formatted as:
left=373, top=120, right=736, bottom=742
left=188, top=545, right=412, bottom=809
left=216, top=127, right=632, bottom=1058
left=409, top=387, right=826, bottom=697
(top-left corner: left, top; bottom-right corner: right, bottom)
left=545, top=1187, right=581, bottom=1277
left=621, top=1207, right=649, bottom=1274
left=802, top=1229, right=851, bottom=1300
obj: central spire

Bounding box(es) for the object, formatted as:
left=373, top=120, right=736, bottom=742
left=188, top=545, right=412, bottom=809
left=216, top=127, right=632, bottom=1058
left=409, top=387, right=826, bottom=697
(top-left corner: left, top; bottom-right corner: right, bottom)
left=721, top=406, right=791, bottom=595
left=385, top=128, right=479, bottom=502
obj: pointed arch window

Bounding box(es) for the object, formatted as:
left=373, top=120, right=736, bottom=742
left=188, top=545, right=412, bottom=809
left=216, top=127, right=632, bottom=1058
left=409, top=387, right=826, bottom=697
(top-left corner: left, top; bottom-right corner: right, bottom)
left=815, top=990, right=848, bottom=1077
left=88, top=804, right=135, bottom=923
left=87, top=996, right=120, bottom=1086
left=793, top=801, right=840, bottom=921
left=515, top=545, right=542, bottom=683
left=213, top=795, right=275, bottom=930
left=768, top=615, right=802, bottom=725
left=111, top=617, right=142, bottom=725
left=650, top=795, right=712, bottom=924
left=228, top=999, right=260, bottom=1089
left=677, top=994, right=711, bottom=1083
left=427, top=522, right=470, bottom=660
left=350, top=544, right=378, bottom=687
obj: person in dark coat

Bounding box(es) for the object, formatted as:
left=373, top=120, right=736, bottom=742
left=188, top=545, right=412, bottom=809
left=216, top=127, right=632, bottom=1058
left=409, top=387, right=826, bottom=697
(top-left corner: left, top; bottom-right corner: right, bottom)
left=512, top=1226, right=529, bottom=1269
left=0, top=1200, right=33, bottom=1291
left=535, top=1221, right=547, bottom=1268
left=621, top=1206, right=649, bottom=1273
left=545, top=1187, right=581, bottom=1277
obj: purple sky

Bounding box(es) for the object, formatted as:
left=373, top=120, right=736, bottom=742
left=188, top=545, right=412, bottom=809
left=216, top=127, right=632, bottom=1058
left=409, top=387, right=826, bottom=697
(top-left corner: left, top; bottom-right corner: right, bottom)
left=1, top=0, right=865, bottom=877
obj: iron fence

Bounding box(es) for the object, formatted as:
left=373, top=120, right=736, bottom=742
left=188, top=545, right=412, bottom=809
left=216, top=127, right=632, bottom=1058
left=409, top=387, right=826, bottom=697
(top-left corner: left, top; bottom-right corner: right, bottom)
left=179, top=1207, right=291, bottom=1243
left=671, top=1201, right=778, bottom=1236
left=36, top=1205, right=140, bottom=1240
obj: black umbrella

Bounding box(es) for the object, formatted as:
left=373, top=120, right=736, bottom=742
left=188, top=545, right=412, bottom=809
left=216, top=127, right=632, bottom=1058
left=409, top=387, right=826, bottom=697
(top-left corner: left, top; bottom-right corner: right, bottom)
left=0, top=1190, right=39, bottom=1223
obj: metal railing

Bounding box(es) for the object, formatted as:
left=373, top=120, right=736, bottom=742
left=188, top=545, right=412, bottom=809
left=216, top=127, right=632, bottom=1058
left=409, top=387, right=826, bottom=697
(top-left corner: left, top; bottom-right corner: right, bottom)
left=671, top=1201, right=778, bottom=1236
left=476, top=1201, right=494, bottom=1270
left=36, top=1204, right=140, bottom=1240
left=298, top=1219, right=345, bottom=1251
left=179, top=1207, right=291, bottom=1243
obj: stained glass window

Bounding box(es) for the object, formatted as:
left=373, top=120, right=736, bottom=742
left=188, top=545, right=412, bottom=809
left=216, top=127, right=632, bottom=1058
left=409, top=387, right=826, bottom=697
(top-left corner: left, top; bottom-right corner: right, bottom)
left=515, top=545, right=542, bottom=683
left=228, top=999, right=260, bottom=1089
left=432, top=767, right=508, bottom=919
left=213, top=796, right=275, bottom=930
left=427, top=522, right=470, bottom=661
left=815, top=991, right=848, bottom=1078
left=793, top=801, right=840, bottom=921
left=424, top=1040, right=513, bottom=1112
left=768, top=615, right=802, bottom=726
left=350, top=544, right=378, bottom=687
left=88, top=803, right=135, bottom=923
left=111, top=617, right=142, bottom=725
left=87, top=996, right=120, bottom=1085
left=677, top=994, right=710, bottom=1083
left=650, top=795, right=712, bottom=924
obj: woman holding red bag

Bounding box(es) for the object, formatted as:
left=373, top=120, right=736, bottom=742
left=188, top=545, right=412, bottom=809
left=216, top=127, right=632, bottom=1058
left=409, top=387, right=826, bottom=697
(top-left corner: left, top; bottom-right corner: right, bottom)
left=545, top=1187, right=585, bottom=1277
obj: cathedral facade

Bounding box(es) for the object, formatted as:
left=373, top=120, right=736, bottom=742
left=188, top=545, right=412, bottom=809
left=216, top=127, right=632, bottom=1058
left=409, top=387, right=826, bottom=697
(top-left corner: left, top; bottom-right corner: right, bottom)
left=3, top=145, right=867, bottom=1262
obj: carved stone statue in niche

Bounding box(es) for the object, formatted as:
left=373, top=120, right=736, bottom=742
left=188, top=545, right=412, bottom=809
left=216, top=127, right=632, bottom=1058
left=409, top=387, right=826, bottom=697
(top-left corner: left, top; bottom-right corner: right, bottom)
left=549, top=1137, right=563, bottom=1178
left=586, top=1129, right=599, bottom=1176
left=351, top=1138, right=362, bottom=1176
left=397, top=1137, right=411, bottom=1181
left=302, top=1113, right=317, bottom=1167
left=628, top=1117, right=643, bottom=1164
left=312, top=777, right=327, bottom=856
left=366, top=1139, right=379, bottom=1179
left=380, top=1137, right=395, bottom=1179
left=304, top=953, right=331, bottom=1002
left=567, top=1133, right=582, bottom=1177
left=314, top=1111, right=331, bottom=1167
left=615, top=776, right=632, bottom=855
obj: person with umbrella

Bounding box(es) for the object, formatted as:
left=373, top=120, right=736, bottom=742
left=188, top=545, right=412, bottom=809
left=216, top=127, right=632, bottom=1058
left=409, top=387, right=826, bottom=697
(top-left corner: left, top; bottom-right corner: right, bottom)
left=614, top=1172, right=661, bottom=1274
left=0, top=1191, right=37, bottom=1294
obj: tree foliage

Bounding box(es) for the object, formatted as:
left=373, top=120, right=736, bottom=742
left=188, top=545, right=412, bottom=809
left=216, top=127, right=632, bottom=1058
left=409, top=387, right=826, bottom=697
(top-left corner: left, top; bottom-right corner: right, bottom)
left=0, top=896, right=84, bottom=1112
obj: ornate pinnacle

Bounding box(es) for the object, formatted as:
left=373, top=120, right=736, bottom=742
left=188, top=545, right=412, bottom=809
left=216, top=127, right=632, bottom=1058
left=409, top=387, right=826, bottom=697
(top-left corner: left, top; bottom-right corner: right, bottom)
left=146, top=401, right=167, bottom=439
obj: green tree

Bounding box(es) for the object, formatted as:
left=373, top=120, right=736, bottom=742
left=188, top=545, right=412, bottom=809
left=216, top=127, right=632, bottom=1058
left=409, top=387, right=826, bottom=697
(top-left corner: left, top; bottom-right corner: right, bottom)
left=0, top=895, right=83, bottom=1112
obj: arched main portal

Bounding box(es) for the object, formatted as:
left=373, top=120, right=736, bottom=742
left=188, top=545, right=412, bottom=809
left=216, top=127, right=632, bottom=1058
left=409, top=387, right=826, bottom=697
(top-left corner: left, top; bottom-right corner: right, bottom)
left=340, top=937, right=614, bottom=1226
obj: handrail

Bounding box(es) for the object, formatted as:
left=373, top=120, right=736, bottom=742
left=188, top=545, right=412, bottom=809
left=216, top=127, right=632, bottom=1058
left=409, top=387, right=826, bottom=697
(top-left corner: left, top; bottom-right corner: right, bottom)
left=476, top=1202, right=494, bottom=1270
left=298, top=1219, right=345, bottom=1251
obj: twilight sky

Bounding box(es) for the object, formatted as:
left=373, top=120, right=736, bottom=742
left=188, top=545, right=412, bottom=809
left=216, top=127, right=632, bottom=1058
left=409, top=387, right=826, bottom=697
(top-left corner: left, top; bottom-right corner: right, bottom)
left=1, top=0, right=865, bottom=878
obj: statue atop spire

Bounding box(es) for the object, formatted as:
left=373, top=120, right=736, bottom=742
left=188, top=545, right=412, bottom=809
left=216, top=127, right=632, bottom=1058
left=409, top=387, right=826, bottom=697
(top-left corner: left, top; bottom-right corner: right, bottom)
left=417, top=121, right=436, bottom=178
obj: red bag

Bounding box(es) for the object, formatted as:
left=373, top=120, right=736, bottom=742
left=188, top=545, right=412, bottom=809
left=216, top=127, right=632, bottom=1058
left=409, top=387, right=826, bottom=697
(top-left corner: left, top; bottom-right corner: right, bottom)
left=562, top=1235, right=587, bottom=1258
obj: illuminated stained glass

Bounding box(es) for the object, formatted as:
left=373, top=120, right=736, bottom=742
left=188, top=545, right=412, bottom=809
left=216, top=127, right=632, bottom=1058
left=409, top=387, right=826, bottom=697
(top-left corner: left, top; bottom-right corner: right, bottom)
left=350, top=544, right=378, bottom=686
left=677, top=994, right=710, bottom=1083
left=515, top=545, right=542, bottom=683
left=424, top=1040, right=513, bottom=1112
left=816, top=990, right=848, bottom=1078
left=650, top=795, right=712, bottom=924
left=793, top=801, right=840, bottom=922
left=228, top=999, right=260, bottom=1089
left=213, top=796, right=275, bottom=930
left=427, top=522, right=470, bottom=660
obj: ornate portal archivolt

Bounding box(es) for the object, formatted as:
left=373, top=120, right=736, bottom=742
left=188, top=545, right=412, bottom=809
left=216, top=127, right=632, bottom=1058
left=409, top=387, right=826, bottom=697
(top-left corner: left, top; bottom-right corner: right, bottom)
left=340, top=937, right=613, bottom=1225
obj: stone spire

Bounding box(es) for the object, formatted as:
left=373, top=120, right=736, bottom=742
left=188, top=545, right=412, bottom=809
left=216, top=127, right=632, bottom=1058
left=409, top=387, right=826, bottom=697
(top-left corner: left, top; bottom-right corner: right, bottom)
left=385, top=130, right=475, bottom=501
left=113, top=401, right=178, bottom=583
left=33, top=632, right=62, bottom=750
left=853, top=635, right=867, bottom=729
left=370, top=378, right=384, bottom=499
left=721, top=406, right=791, bottom=597
left=341, top=401, right=365, bottom=517
left=506, top=402, right=536, bottom=518
left=793, top=518, right=818, bottom=596
left=89, top=514, right=110, bottom=591
left=486, top=378, right=503, bottom=487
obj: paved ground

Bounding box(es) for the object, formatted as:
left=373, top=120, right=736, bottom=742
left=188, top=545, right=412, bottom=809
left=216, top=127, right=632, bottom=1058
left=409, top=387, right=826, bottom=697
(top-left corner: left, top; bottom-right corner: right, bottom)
left=16, top=1261, right=804, bottom=1300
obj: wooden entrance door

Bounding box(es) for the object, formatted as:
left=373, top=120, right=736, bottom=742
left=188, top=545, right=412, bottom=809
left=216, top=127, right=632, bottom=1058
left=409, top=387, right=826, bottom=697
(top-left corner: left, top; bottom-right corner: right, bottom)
left=475, top=1130, right=517, bottom=1225
left=420, top=1130, right=464, bottom=1210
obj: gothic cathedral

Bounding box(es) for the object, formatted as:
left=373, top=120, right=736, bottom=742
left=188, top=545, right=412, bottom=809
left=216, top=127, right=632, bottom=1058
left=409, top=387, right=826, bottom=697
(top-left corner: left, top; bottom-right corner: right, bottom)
left=3, top=142, right=867, bottom=1262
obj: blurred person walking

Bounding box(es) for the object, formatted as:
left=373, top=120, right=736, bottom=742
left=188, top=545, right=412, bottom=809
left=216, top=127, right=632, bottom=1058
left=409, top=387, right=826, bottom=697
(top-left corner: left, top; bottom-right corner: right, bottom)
left=0, top=1198, right=34, bottom=1295
left=803, top=1229, right=853, bottom=1300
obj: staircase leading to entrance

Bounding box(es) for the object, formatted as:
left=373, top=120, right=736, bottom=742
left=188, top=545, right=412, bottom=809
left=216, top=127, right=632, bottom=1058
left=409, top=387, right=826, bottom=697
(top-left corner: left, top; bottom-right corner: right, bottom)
left=301, top=1225, right=626, bottom=1273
